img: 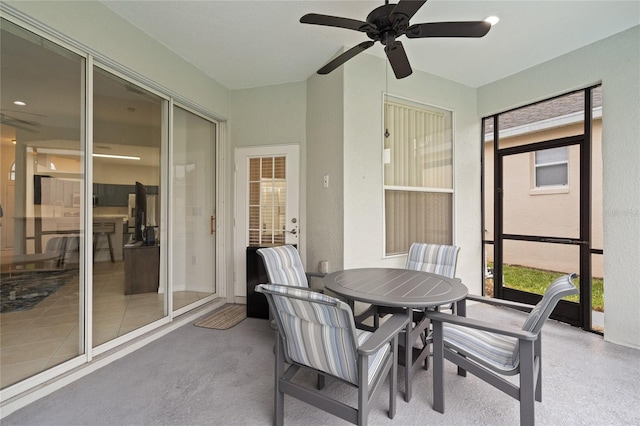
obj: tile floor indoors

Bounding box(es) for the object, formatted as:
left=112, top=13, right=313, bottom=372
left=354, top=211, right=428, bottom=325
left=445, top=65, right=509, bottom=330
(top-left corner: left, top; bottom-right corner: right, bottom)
left=0, top=260, right=212, bottom=389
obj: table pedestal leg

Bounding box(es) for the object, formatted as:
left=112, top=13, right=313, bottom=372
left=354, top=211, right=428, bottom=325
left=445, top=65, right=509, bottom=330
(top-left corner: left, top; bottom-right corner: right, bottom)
left=404, top=308, right=413, bottom=402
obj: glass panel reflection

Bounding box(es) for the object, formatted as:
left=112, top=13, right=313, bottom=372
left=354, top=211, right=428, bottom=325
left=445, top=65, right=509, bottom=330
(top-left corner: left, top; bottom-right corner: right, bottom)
left=172, top=106, right=216, bottom=311
left=92, top=68, right=165, bottom=346
left=0, top=18, right=84, bottom=388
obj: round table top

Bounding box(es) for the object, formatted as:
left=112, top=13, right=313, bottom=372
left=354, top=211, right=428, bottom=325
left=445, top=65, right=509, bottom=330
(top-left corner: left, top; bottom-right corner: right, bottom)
left=323, top=267, right=468, bottom=308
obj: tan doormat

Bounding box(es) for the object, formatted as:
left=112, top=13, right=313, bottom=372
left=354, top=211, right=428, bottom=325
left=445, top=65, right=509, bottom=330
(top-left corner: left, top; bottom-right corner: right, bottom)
left=194, top=304, right=246, bottom=330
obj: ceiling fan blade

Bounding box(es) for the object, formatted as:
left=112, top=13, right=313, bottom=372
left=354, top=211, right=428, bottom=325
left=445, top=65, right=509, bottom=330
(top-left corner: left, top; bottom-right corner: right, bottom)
left=317, top=41, right=375, bottom=75
left=406, top=21, right=492, bottom=38
left=300, top=13, right=376, bottom=33
left=390, top=0, right=427, bottom=20
left=384, top=41, right=412, bottom=79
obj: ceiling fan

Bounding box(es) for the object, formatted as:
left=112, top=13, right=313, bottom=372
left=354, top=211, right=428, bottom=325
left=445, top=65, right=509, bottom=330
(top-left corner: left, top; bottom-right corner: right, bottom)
left=300, top=0, right=492, bottom=79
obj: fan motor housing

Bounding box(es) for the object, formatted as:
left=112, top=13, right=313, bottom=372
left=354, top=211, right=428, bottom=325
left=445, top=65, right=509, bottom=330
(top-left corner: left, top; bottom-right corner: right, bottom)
left=366, top=4, right=409, bottom=42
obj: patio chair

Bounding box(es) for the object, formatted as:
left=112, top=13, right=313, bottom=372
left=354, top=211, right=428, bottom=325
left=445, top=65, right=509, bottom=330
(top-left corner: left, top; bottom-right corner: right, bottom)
left=375, top=243, right=461, bottom=365
left=405, top=242, right=461, bottom=312
left=258, top=245, right=375, bottom=330
left=405, top=242, right=460, bottom=278
left=426, top=273, right=579, bottom=426
left=256, top=284, right=408, bottom=426
left=257, top=245, right=324, bottom=290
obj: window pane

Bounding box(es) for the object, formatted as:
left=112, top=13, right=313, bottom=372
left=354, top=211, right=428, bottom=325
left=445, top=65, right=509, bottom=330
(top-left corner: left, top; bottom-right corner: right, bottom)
left=385, top=191, right=452, bottom=255
left=247, top=156, right=286, bottom=246
left=384, top=100, right=452, bottom=189
left=536, top=147, right=567, bottom=164
left=536, top=163, right=568, bottom=187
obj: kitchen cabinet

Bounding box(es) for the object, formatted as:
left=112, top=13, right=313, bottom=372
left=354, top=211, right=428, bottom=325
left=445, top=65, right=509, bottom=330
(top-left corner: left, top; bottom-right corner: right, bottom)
left=92, top=184, right=158, bottom=207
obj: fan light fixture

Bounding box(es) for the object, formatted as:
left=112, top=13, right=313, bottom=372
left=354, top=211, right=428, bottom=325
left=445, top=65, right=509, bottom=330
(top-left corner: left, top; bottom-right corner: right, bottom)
left=485, top=16, right=500, bottom=26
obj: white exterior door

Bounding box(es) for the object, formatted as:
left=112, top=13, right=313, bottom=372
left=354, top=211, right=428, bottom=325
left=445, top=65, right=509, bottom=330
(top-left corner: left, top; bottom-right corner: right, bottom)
left=234, top=144, right=300, bottom=301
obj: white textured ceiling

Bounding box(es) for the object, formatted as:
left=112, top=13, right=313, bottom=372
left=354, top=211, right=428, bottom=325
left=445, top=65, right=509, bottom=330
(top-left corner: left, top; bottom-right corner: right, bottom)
left=77, top=1, right=640, bottom=90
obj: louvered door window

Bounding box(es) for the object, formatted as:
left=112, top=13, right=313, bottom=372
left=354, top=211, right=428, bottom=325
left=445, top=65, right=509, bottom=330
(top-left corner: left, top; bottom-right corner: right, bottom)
left=248, top=156, right=286, bottom=246
left=384, top=99, right=454, bottom=256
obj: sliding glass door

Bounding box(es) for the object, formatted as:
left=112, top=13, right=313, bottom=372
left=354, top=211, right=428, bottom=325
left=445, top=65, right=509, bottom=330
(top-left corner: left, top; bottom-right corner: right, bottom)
left=0, top=12, right=221, bottom=395
left=171, top=106, right=217, bottom=311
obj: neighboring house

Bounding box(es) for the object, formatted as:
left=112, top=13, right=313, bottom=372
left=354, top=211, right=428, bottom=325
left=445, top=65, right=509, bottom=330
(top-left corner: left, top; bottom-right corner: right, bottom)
left=484, top=90, right=604, bottom=278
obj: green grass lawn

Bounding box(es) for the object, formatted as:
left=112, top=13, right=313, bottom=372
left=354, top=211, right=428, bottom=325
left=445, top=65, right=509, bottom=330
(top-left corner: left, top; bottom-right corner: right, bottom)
left=488, top=263, right=604, bottom=312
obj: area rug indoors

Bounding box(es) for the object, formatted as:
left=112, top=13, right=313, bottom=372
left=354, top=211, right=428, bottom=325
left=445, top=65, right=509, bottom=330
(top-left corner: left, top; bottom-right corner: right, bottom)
left=0, top=270, right=77, bottom=313
left=194, top=304, right=246, bottom=330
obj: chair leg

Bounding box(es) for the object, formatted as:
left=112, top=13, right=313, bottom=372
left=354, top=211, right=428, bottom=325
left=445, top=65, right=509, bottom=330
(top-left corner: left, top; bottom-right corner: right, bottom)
left=535, top=337, right=542, bottom=402
left=432, top=321, right=445, bottom=414
left=389, top=335, right=398, bottom=419
left=357, top=356, right=368, bottom=426
left=275, top=336, right=285, bottom=426
left=455, top=299, right=467, bottom=377
left=317, top=374, right=325, bottom=390
left=519, top=339, right=535, bottom=426
left=373, top=307, right=380, bottom=329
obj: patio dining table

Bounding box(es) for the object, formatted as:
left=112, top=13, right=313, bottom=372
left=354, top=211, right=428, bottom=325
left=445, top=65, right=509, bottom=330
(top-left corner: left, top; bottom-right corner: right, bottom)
left=323, top=267, right=468, bottom=402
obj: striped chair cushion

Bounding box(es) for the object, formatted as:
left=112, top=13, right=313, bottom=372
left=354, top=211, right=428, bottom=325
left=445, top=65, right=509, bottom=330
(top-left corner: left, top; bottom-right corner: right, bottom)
left=521, top=274, right=578, bottom=335
left=406, top=243, right=460, bottom=279
left=443, top=324, right=520, bottom=375
left=258, top=245, right=308, bottom=287
left=260, top=284, right=391, bottom=386
left=443, top=274, right=578, bottom=375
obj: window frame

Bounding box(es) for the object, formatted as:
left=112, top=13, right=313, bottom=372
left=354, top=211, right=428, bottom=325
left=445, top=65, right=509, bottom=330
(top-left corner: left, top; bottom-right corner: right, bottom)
left=382, top=94, right=455, bottom=258
left=533, top=146, right=569, bottom=189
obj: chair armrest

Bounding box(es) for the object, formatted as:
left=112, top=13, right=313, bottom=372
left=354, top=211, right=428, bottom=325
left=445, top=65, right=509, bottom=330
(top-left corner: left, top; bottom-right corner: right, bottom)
left=264, top=282, right=323, bottom=293
left=306, top=271, right=326, bottom=278
left=426, top=311, right=537, bottom=341
left=466, top=294, right=534, bottom=312
left=358, top=314, right=409, bottom=355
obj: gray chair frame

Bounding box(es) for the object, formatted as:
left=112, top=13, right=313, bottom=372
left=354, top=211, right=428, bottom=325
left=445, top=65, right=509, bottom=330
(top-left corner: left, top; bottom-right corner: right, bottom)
left=257, top=284, right=409, bottom=426
left=426, top=273, right=579, bottom=426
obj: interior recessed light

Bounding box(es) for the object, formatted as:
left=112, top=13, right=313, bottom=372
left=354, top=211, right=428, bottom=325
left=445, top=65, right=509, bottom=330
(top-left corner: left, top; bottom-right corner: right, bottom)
left=13, top=100, right=26, bottom=106
left=485, top=16, right=499, bottom=26
left=93, top=153, right=141, bottom=161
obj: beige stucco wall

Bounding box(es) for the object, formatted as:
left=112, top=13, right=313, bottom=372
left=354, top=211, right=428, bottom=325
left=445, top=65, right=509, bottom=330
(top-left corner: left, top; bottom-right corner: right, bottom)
left=484, top=119, right=604, bottom=277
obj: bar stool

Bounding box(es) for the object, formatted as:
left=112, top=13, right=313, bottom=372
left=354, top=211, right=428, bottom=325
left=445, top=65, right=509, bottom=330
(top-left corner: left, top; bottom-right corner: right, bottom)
left=93, top=222, right=115, bottom=262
